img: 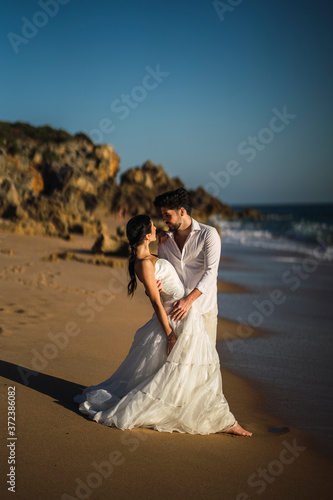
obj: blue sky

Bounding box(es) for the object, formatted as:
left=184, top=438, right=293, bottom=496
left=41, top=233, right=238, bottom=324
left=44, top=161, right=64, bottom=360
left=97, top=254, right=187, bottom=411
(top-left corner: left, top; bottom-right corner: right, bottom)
left=1, top=0, right=332, bottom=205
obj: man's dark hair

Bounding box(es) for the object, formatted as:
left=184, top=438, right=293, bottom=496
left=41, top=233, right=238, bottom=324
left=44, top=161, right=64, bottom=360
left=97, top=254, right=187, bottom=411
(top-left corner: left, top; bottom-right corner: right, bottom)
left=153, top=187, right=192, bottom=215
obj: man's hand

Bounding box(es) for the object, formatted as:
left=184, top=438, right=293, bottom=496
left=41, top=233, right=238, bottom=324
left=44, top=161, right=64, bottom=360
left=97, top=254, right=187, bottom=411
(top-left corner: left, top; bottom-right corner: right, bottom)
left=169, top=296, right=193, bottom=321
left=169, top=288, right=202, bottom=321
left=158, top=230, right=168, bottom=246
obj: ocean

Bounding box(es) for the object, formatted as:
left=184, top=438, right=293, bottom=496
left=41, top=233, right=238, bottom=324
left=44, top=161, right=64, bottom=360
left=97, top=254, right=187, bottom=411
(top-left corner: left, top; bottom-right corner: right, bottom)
left=213, top=203, right=333, bottom=456
left=214, top=202, right=333, bottom=261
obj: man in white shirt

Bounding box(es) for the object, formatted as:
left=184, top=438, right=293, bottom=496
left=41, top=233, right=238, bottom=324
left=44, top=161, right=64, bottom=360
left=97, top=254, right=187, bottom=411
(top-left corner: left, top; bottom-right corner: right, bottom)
left=153, top=187, right=221, bottom=345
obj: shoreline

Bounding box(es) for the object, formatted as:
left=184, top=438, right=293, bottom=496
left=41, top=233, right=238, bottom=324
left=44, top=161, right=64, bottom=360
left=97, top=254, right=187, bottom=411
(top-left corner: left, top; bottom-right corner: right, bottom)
left=218, top=241, right=333, bottom=460
left=0, top=229, right=332, bottom=498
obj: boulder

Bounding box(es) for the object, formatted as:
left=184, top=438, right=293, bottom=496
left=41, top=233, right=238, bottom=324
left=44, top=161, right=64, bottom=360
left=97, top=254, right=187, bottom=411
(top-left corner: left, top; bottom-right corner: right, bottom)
left=115, top=160, right=184, bottom=216
left=94, top=144, right=120, bottom=180
left=92, top=233, right=129, bottom=256
left=0, top=178, right=26, bottom=219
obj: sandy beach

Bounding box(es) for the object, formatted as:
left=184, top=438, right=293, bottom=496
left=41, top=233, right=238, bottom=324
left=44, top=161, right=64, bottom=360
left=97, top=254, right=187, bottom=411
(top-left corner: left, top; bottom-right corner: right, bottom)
left=0, top=223, right=332, bottom=499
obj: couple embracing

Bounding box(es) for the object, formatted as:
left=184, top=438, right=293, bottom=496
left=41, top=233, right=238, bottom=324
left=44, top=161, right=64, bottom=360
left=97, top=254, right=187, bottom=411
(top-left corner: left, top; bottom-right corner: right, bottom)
left=74, top=188, right=252, bottom=437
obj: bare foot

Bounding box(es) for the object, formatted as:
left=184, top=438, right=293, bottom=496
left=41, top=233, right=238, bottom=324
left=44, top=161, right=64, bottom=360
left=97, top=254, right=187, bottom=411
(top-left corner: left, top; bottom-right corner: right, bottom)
left=224, top=423, right=252, bottom=437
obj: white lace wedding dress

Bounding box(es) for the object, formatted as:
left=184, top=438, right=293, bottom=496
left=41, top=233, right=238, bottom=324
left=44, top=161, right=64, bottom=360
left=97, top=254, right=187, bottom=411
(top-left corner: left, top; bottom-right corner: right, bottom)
left=73, top=258, right=237, bottom=434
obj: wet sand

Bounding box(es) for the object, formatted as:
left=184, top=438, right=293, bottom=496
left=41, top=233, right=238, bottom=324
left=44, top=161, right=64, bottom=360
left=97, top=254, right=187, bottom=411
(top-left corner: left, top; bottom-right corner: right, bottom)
left=0, top=226, right=332, bottom=499
left=218, top=243, right=333, bottom=459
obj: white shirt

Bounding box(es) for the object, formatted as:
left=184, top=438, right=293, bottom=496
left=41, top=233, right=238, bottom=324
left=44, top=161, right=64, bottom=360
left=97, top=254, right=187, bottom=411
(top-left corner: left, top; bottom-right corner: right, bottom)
left=158, top=218, right=221, bottom=314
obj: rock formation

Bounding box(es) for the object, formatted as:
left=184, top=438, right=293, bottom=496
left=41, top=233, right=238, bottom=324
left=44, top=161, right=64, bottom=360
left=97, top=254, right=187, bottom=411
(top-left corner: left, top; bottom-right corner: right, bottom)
left=0, top=120, right=262, bottom=243
left=0, top=121, right=120, bottom=238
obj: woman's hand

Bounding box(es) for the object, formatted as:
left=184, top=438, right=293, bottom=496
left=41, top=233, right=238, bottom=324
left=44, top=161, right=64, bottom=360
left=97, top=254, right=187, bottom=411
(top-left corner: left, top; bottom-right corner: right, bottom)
left=158, top=230, right=169, bottom=246
left=166, top=330, right=177, bottom=355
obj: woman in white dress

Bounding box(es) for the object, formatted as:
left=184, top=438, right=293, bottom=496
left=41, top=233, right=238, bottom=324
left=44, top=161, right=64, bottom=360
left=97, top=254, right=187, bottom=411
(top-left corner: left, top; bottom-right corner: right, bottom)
left=74, top=215, right=252, bottom=436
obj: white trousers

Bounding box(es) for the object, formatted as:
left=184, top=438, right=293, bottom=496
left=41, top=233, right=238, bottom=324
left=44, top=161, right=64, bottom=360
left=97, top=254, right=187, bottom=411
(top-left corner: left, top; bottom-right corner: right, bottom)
left=202, top=304, right=218, bottom=346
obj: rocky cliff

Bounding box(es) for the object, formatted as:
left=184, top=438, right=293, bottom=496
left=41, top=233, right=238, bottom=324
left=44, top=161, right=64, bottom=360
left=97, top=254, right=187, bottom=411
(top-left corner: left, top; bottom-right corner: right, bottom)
left=0, top=120, right=261, bottom=239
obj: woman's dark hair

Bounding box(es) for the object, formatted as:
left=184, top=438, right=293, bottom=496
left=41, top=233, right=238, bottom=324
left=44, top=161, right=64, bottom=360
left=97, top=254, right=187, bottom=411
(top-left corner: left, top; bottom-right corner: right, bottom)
left=126, top=214, right=152, bottom=296
left=153, top=187, right=192, bottom=215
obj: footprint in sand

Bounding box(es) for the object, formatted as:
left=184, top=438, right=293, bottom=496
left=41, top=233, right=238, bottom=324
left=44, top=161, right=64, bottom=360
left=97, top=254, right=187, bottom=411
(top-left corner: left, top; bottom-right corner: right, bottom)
left=9, top=265, right=26, bottom=274
left=34, top=271, right=58, bottom=286
left=0, top=304, right=53, bottom=323
left=0, top=265, right=25, bottom=280
left=0, top=262, right=34, bottom=281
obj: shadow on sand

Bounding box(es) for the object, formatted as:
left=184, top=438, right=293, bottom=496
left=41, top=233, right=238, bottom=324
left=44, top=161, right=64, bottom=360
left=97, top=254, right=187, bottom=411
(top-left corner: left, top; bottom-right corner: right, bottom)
left=0, top=359, right=86, bottom=415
